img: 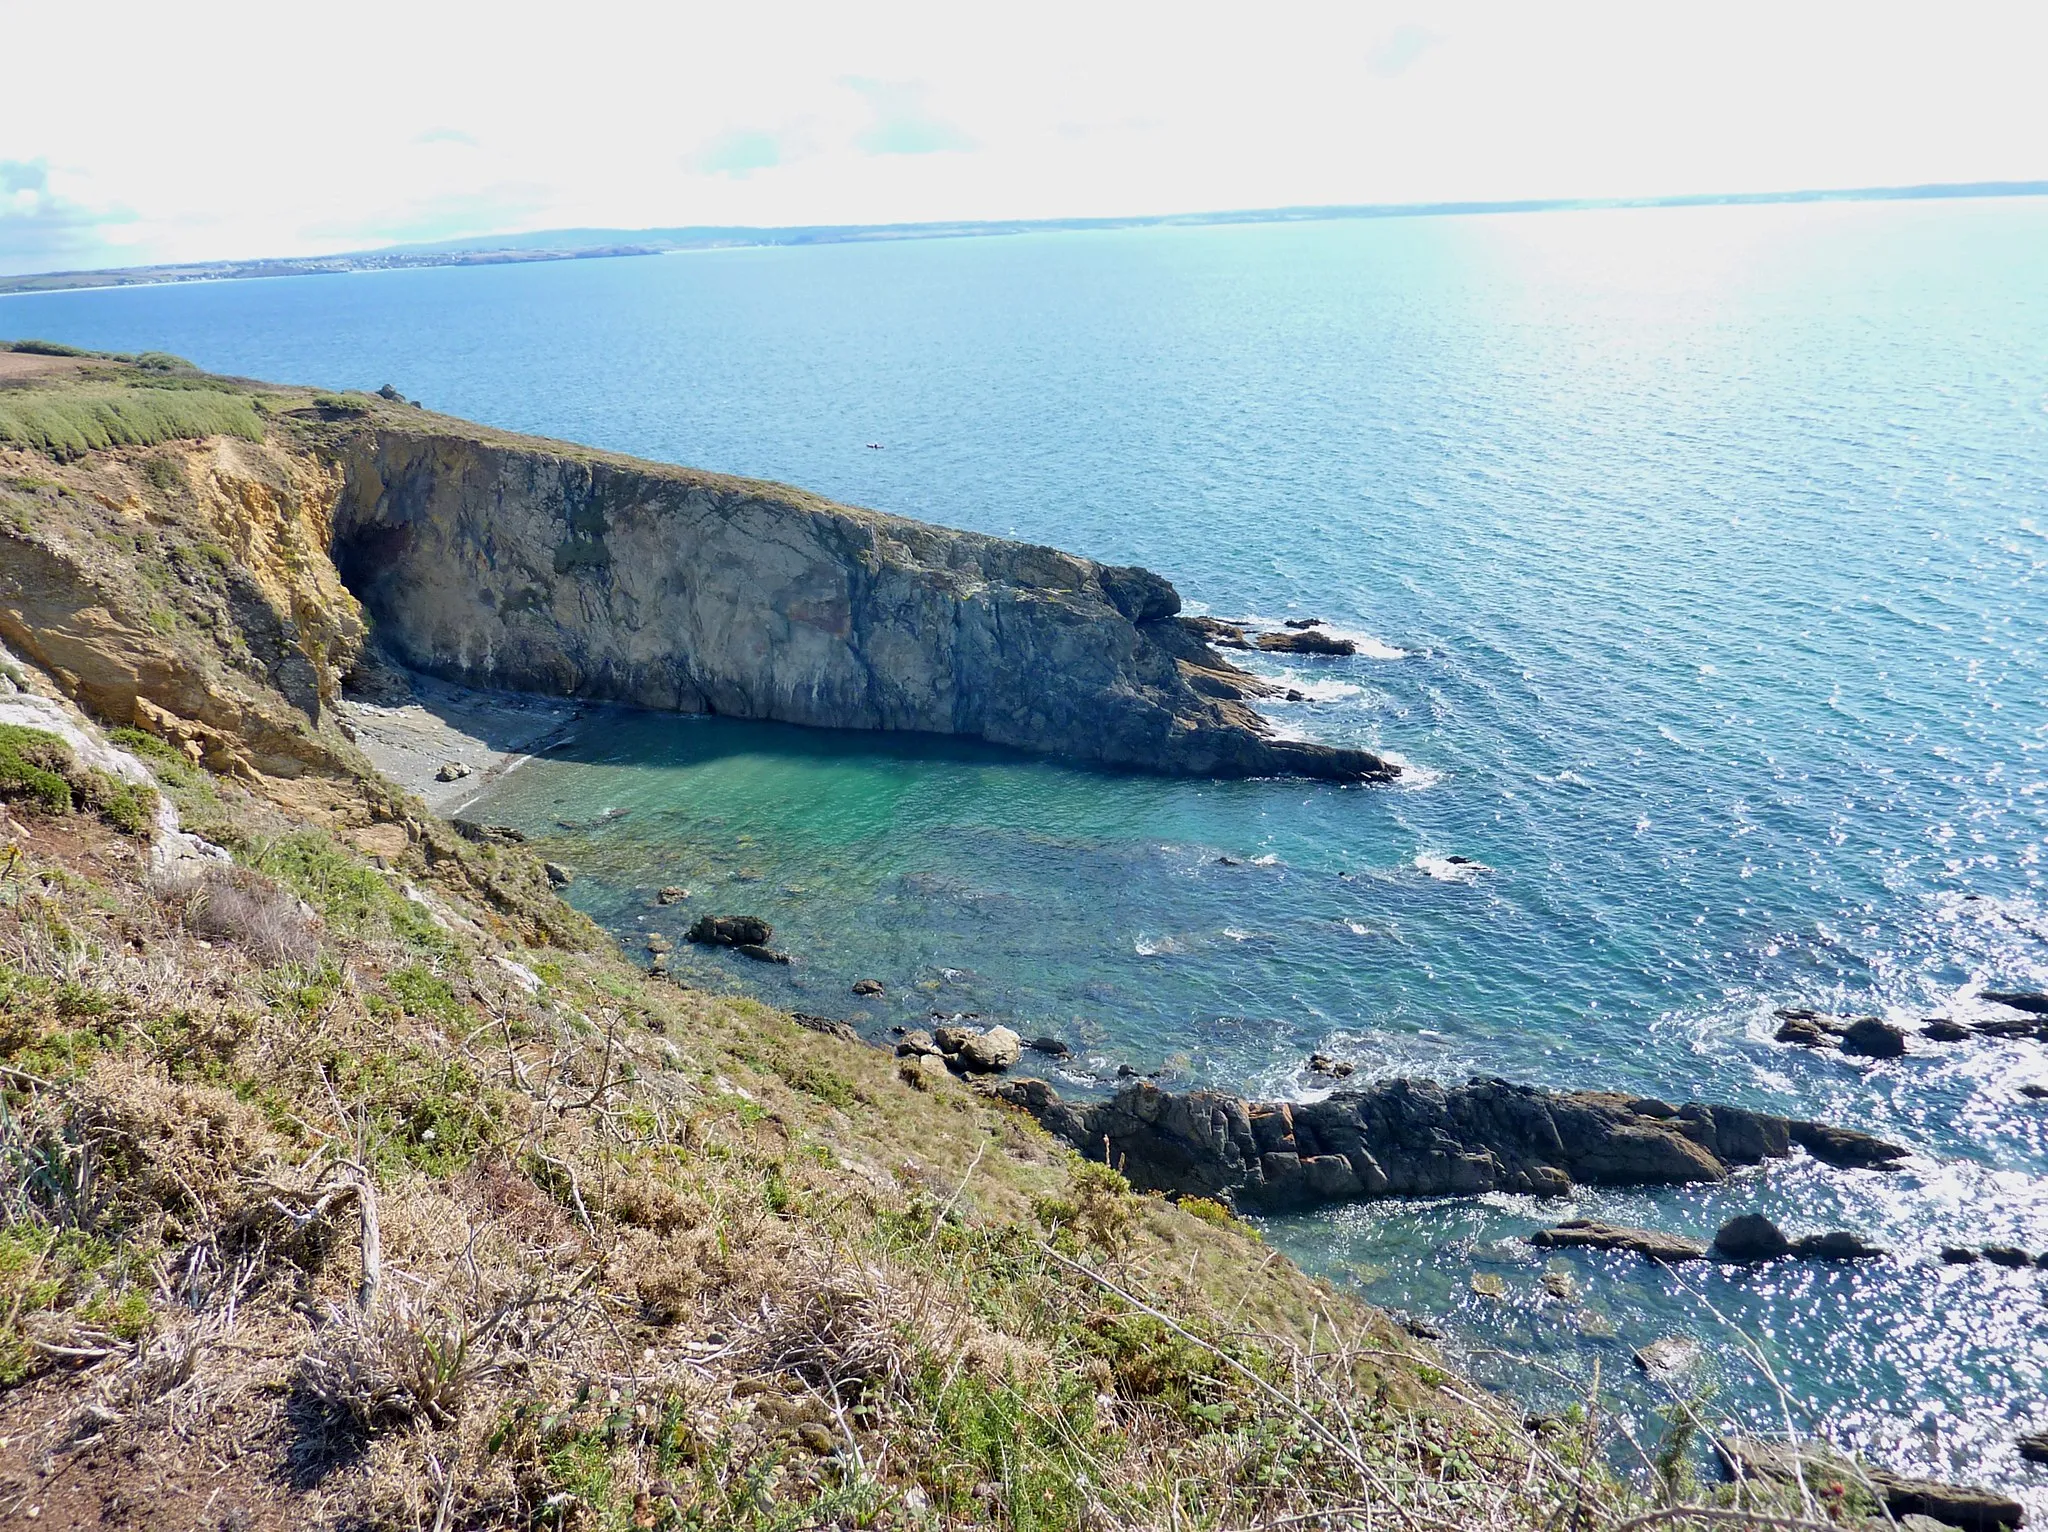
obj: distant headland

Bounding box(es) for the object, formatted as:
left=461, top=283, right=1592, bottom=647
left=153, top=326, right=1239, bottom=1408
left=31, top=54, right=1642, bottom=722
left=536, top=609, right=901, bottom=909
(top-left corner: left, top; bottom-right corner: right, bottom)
left=4, top=178, right=2044, bottom=296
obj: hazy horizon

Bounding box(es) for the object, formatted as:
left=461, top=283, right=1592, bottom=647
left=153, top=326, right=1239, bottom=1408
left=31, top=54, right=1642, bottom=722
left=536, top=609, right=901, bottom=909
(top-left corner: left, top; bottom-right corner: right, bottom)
left=4, top=1, right=2045, bottom=277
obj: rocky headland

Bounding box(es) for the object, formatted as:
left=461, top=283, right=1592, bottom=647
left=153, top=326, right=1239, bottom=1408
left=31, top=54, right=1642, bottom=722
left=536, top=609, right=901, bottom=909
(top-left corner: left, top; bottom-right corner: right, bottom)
left=0, top=345, right=1391, bottom=787
left=327, top=415, right=1392, bottom=781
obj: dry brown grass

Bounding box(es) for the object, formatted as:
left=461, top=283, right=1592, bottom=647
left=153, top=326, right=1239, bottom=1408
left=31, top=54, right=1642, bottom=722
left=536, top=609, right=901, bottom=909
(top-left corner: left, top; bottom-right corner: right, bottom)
left=0, top=747, right=1929, bottom=1532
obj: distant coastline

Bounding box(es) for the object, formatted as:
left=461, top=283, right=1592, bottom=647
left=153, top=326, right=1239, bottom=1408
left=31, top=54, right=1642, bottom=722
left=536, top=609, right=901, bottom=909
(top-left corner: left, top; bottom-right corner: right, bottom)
left=5, top=177, right=2045, bottom=297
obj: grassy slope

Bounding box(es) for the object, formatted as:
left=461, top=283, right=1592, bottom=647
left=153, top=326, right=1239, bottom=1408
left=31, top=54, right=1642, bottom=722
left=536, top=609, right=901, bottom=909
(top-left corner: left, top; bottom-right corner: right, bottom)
left=0, top=358, right=1895, bottom=1530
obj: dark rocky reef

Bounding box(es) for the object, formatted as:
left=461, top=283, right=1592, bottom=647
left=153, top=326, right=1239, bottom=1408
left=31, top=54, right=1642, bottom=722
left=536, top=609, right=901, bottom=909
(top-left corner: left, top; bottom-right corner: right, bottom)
left=323, top=421, right=1393, bottom=781
left=995, top=1076, right=1908, bottom=1212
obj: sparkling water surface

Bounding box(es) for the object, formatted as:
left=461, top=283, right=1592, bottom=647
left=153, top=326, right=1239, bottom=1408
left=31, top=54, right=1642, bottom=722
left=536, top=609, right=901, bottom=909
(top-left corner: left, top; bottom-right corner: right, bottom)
left=11, top=197, right=2048, bottom=1500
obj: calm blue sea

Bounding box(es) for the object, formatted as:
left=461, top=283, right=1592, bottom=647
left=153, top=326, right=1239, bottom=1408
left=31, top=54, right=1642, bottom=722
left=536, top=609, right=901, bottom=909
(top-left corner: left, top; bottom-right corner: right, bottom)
left=11, top=197, right=2048, bottom=1498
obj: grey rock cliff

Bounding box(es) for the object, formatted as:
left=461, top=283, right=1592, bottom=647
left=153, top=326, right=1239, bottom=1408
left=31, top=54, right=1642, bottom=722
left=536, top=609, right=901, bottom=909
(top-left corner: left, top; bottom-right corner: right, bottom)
left=325, top=423, right=1394, bottom=780
left=995, top=1077, right=1909, bottom=1212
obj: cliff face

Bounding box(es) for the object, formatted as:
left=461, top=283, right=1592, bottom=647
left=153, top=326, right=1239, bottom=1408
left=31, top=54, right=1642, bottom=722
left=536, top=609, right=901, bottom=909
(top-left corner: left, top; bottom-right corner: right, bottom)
left=326, top=420, right=1394, bottom=781
left=0, top=431, right=366, bottom=781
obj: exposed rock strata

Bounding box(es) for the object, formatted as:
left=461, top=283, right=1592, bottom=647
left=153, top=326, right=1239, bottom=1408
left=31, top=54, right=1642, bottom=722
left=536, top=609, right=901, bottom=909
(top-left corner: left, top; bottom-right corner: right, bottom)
left=326, top=420, right=1392, bottom=780
left=995, top=1077, right=1908, bottom=1212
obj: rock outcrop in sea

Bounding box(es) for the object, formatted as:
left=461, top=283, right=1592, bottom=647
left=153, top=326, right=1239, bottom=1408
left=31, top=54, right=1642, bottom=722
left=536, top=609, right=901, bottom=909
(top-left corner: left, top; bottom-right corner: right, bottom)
left=995, top=1076, right=1908, bottom=1211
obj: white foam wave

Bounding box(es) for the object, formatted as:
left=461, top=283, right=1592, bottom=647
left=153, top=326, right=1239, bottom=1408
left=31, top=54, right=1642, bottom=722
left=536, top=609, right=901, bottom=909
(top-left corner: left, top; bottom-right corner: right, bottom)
left=1270, top=675, right=1365, bottom=703
left=1414, top=853, right=1487, bottom=883
left=1133, top=934, right=1187, bottom=957
left=1384, top=756, right=1443, bottom=790
left=1227, top=613, right=1412, bottom=660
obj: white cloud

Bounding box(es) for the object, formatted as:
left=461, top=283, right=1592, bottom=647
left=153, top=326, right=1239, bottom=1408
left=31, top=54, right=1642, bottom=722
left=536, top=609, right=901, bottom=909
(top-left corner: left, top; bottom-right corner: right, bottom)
left=0, top=0, right=2042, bottom=272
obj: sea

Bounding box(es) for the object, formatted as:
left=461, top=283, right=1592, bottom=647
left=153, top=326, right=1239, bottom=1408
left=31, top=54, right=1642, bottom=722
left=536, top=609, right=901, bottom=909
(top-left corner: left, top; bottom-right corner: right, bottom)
left=10, top=195, right=2047, bottom=1502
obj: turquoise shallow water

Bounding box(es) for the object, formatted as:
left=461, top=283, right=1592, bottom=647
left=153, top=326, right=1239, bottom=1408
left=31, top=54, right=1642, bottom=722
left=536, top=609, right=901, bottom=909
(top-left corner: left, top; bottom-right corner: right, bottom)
left=11, top=196, right=2048, bottom=1499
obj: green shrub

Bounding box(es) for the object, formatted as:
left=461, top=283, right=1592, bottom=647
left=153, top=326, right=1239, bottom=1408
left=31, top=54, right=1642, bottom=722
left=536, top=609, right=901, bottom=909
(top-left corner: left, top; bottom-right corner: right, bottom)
left=140, top=455, right=187, bottom=495
left=1178, top=1195, right=1233, bottom=1226
left=2, top=339, right=90, bottom=357
left=331, top=1045, right=501, bottom=1176
left=0, top=724, right=75, bottom=814
left=385, top=964, right=465, bottom=1025
left=106, top=726, right=183, bottom=768
left=774, top=1055, right=857, bottom=1108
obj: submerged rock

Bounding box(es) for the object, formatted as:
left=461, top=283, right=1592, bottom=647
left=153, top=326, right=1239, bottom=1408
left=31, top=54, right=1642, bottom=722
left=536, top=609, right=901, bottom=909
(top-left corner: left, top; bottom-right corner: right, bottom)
left=1632, top=1336, right=1700, bottom=1378
left=656, top=885, right=688, bottom=905
left=1027, top=1036, right=1071, bottom=1057
left=1529, top=1219, right=1707, bottom=1263
left=687, top=914, right=773, bottom=948
left=736, top=943, right=791, bottom=965
left=992, top=1076, right=1908, bottom=1213
left=851, top=978, right=885, bottom=996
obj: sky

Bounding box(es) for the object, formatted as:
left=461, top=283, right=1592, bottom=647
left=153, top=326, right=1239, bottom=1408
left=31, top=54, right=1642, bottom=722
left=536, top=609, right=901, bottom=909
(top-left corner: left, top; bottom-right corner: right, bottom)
left=3, top=1, right=2046, bottom=275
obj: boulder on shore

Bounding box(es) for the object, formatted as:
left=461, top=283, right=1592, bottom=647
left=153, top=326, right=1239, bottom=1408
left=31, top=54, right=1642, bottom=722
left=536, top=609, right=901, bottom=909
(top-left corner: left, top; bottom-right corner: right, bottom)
left=1529, top=1219, right=1707, bottom=1263
left=936, top=1024, right=1022, bottom=1073
left=687, top=914, right=773, bottom=948
left=991, top=1075, right=1908, bottom=1213
left=1712, top=1214, right=1792, bottom=1262
left=1793, top=1230, right=1886, bottom=1260
left=1841, top=1017, right=1909, bottom=1059
left=1711, top=1216, right=1886, bottom=1262
left=1716, top=1436, right=2023, bottom=1532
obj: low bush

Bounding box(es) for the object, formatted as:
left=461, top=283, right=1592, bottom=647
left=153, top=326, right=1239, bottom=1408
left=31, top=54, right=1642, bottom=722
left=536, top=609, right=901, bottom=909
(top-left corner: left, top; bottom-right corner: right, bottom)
left=0, top=724, right=73, bottom=815
left=0, top=723, right=157, bottom=833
